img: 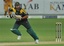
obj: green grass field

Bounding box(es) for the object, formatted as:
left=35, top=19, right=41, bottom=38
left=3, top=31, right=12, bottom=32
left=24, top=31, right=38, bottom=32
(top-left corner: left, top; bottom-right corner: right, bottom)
left=0, top=18, right=64, bottom=46
left=10, top=44, right=64, bottom=46
left=1, top=44, right=64, bottom=46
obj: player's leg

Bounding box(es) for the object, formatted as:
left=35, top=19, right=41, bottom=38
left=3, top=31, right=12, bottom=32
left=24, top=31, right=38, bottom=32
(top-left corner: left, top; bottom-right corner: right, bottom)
left=10, top=21, right=21, bottom=40
left=22, top=21, right=39, bottom=43
left=4, top=4, right=8, bottom=16
left=8, top=3, right=13, bottom=18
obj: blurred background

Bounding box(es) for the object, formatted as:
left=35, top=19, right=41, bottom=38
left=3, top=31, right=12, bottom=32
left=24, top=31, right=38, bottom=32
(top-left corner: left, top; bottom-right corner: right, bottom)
left=0, top=0, right=64, bottom=43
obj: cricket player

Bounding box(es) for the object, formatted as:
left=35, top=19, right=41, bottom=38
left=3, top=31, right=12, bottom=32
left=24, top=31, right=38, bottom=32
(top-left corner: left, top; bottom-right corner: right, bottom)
left=9, top=2, right=39, bottom=44
left=3, top=0, right=13, bottom=18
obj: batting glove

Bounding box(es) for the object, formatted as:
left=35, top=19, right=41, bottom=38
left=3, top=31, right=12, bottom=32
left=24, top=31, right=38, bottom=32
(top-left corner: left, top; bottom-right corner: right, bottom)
left=13, top=15, right=22, bottom=20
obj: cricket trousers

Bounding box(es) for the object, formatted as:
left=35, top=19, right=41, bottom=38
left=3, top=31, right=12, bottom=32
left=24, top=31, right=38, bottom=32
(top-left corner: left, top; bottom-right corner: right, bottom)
left=11, top=20, right=39, bottom=40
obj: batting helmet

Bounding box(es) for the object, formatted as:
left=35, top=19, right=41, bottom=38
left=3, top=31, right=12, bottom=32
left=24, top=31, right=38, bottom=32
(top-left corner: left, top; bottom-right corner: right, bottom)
left=15, top=2, right=20, bottom=6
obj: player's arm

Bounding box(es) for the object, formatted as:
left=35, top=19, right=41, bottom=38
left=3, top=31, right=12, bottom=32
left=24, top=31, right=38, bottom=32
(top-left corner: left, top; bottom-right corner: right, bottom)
left=15, top=12, right=28, bottom=20
left=21, top=13, right=28, bottom=19
left=20, top=9, right=28, bottom=19
left=9, top=7, right=16, bottom=12
left=15, top=13, right=28, bottom=20
left=22, top=15, right=28, bottom=19
left=9, top=8, right=13, bottom=12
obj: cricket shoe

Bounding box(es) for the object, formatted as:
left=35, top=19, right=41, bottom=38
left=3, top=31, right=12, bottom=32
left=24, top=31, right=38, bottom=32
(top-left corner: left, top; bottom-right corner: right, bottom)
left=17, top=36, right=21, bottom=40
left=35, top=39, right=39, bottom=44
